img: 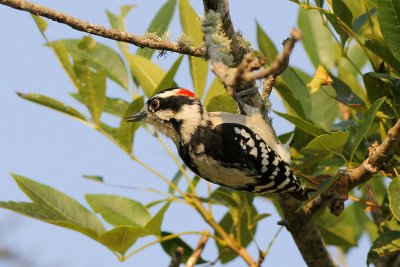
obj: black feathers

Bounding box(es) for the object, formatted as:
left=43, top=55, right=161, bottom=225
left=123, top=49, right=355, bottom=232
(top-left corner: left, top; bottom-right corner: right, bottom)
left=179, top=122, right=304, bottom=195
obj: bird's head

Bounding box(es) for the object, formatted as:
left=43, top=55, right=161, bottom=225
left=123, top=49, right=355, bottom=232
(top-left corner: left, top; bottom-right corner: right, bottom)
left=126, top=87, right=206, bottom=144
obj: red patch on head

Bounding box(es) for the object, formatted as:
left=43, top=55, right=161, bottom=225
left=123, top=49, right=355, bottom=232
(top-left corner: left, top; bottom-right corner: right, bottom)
left=176, top=88, right=196, bottom=97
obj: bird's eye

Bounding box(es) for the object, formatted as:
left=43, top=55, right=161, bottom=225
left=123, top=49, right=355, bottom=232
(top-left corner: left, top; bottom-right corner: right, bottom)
left=149, top=99, right=160, bottom=111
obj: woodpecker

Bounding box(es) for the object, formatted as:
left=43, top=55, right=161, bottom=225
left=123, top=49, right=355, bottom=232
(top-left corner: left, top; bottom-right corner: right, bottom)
left=126, top=87, right=310, bottom=200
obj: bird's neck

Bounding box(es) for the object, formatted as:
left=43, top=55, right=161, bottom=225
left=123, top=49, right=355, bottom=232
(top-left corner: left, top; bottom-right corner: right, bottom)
left=177, top=109, right=209, bottom=145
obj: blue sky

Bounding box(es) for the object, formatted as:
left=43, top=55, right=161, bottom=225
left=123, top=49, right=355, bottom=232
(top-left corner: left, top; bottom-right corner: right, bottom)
left=0, top=0, right=370, bottom=266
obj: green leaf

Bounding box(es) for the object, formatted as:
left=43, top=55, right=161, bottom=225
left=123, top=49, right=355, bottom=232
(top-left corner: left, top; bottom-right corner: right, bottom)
left=337, top=45, right=368, bottom=101
left=188, top=57, right=208, bottom=99
left=137, top=0, right=177, bottom=58
left=31, top=15, right=47, bottom=35
left=10, top=173, right=105, bottom=235
left=274, top=79, right=306, bottom=118
left=297, top=172, right=343, bottom=211
left=378, top=0, right=400, bottom=62
left=217, top=206, right=257, bottom=263
left=145, top=201, right=171, bottom=236
left=348, top=97, right=385, bottom=160
left=0, top=201, right=100, bottom=239
left=153, top=55, right=184, bottom=94
left=331, top=0, right=354, bottom=46
left=179, top=0, right=208, bottom=98
left=106, top=5, right=135, bottom=58
left=315, top=0, right=324, bottom=7
left=186, top=176, right=200, bottom=194
left=48, top=39, right=129, bottom=91
left=298, top=8, right=335, bottom=70
left=329, top=75, right=366, bottom=106
left=50, top=42, right=78, bottom=85
left=210, top=187, right=239, bottom=207
left=0, top=201, right=66, bottom=222
left=363, top=73, right=400, bottom=117
left=353, top=8, right=377, bottom=33
left=168, top=165, right=188, bottom=194
left=301, top=131, right=349, bottom=155
left=85, top=194, right=151, bottom=228
left=367, top=231, right=400, bottom=264
left=315, top=204, right=361, bottom=247
left=204, top=78, right=228, bottom=107
left=279, top=67, right=312, bottom=119
left=249, top=213, right=270, bottom=229
left=100, top=122, right=119, bottom=141
left=17, top=93, right=86, bottom=121
left=388, top=177, right=400, bottom=221
left=160, top=232, right=206, bottom=264
left=73, top=62, right=106, bottom=125
left=71, top=93, right=129, bottom=118
left=117, top=97, right=144, bottom=154
left=365, top=38, right=400, bottom=75
left=129, top=54, right=166, bottom=97
left=256, top=22, right=278, bottom=64
left=98, top=226, right=145, bottom=255
left=83, top=175, right=104, bottom=183
left=308, top=86, right=339, bottom=131
left=106, top=5, right=135, bottom=31
left=274, top=111, right=326, bottom=136
left=206, top=95, right=237, bottom=113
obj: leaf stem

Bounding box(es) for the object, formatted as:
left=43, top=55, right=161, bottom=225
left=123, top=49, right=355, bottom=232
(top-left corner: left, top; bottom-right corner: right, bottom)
left=155, top=133, right=197, bottom=196
left=124, top=231, right=222, bottom=260
left=133, top=156, right=187, bottom=197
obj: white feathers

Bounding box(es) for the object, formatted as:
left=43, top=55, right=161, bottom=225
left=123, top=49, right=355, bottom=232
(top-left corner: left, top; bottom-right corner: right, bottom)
left=174, top=103, right=206, bottom=143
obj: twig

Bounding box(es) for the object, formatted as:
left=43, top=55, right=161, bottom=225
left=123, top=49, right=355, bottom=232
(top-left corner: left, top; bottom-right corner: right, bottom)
left=186, top=230, right=210, bottom=267
left=168, top=247, right=184, bottom=267
left=243, top=30, right=302, bottom=82
left=304, top=118, right=400, bottom=215
left=256, top=226, right=284, bottom=267
left=348, top=118, right=400, bottom=189
left=0, top=0, right=205, bottom=57
left=210, top=28, right=301, bottom=100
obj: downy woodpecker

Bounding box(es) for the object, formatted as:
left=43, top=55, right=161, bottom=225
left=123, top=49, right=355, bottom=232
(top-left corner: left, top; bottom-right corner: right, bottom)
left=126, top=87, right=309, bottom=200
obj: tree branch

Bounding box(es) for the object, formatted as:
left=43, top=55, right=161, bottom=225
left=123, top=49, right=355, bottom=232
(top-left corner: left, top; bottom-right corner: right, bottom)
left=0, top=0, right=206, bottom=58
left=186, top=230, right=210, bottom=267
left=348, top=118, right=400, bottom=189
left=168, top=247, right=184, bottom=267
left=202, top=0, right=244, bottom=63
left=304, top=118, right=400, bottom=216
left=277, top=195, right=336, bottom=267
left=204, top=17, right=335, bottom=265
left=210, top=28, right=301, bottom=98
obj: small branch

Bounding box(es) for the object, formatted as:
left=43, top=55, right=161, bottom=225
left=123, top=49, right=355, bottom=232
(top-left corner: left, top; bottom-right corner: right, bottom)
left=256, top=226, right=284, bottom=267
left=186, top=230, right=210, bottom=267
left=243, top=30, right=302, bottom=82
left=348, top=118, right=400, bottom=189
left=305, top=118, right=400, bottom=215
left=210, top=28, right=301, bottom=98
left=0, top=0, right=205, bottom=57
left=190, top=197, right=257, bottom=267
left=277, top=194, right=336, bottom=267
left=168, top=247, right=184, bottom=267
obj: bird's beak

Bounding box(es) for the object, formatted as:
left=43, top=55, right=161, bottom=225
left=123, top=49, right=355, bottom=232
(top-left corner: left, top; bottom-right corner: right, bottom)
left=125, top=109, right=147, bottom=122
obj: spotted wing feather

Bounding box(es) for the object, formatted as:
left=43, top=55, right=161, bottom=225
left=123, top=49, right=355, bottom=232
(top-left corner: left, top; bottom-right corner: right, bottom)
left=183, top=122, right=304, bottom=194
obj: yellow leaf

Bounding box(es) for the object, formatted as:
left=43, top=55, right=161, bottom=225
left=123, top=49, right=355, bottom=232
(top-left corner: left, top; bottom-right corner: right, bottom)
left=307, top=64, right=333, bottom=94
